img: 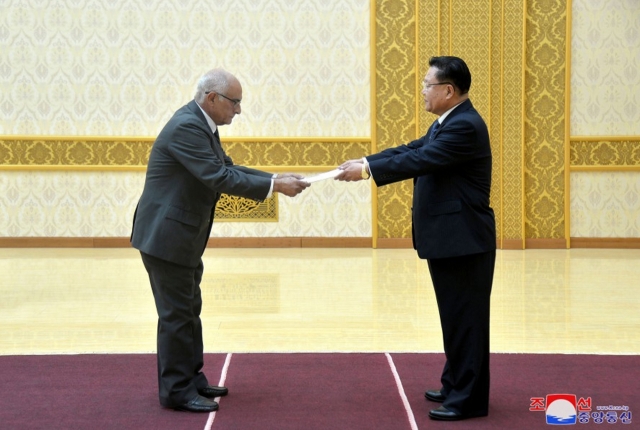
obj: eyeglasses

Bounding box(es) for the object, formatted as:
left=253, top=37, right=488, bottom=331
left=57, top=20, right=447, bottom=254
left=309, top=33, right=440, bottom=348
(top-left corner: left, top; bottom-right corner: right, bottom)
left=422, top=81, right=452, bottom=91
left=205, top=91, right=242, bottom=107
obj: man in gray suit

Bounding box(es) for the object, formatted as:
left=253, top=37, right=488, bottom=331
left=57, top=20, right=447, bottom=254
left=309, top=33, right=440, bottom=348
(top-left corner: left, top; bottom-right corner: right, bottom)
left=131, top=68, right=309, bottom=413
left=336, top=56, right=496, bottom=421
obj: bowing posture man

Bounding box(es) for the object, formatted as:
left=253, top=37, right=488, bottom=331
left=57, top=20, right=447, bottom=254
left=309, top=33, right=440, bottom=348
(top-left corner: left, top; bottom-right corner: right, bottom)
left=131, top=68, right=309, bottom=412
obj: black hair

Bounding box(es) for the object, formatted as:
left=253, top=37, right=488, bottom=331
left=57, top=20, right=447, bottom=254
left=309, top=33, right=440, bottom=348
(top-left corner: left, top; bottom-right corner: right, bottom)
left=428, top=56, right=471, bottom=94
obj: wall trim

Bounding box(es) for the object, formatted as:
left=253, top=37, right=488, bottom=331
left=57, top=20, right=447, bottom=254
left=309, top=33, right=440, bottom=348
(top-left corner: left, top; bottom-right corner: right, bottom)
left=501, top=239, right=525, bottom=250
left=4, top=236, right=640, bottom=249
left=524, top=238, right=567, bottom=249
left=570, top=135, right=640, bottom=142
left=570, top=166, right=640, bottom=172
left=0, top=237, right=372, bottom=249
left=376, top=238, right=413, bottom=249
left=570, top=238, right=640, bottom=249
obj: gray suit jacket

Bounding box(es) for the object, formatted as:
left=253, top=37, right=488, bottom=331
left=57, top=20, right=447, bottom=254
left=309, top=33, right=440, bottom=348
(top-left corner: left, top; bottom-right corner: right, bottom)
left=131, top=100, right=272, bottom=267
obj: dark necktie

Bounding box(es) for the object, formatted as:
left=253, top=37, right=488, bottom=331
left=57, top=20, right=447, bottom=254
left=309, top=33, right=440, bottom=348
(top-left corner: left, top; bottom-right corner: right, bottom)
left=429, top=120, right=440, bottom=142
left=211, top=128, right=224, bottom=160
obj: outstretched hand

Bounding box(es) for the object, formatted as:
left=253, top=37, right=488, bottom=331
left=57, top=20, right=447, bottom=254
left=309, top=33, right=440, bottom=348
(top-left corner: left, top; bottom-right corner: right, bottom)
left=335, top=159, right=365, bottom=182
left=273, top=176, right=310, bottom=197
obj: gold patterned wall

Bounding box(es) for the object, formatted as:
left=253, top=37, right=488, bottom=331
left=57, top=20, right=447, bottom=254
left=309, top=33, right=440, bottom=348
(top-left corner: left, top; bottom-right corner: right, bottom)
left=374, top=0, right=416, bottom=239
left=524, top=0, right=567, bottom=241
left=3, top=0, right=639, bottom=243
left=377, top=0, right=527, bottom=244
left=571, top=138, right=640, bottom=167
left=0, top=137, right=370, bottom=169
left=0, top=136, right=370, bottom=226
left=0, top=0, right=370, bottom=137
left=571, top=2, right=640, bottom=136
left=569, top=1, right=640, bottom=239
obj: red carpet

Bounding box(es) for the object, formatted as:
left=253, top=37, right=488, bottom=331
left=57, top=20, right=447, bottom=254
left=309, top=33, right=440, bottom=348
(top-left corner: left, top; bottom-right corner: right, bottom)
left=392, top=353, right=639, bottom=429
left=1, top=353, right=637, bottom=429
left=212, top=353, right=409, bottom=429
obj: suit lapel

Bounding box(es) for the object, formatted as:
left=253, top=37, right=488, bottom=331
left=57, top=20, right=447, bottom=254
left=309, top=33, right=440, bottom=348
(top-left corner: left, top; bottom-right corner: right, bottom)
left=187, top=100, right=226, bottom=161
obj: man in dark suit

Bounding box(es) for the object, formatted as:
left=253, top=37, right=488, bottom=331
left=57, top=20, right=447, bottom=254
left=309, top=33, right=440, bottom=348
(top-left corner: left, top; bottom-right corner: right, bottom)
left=336, top=56, right=496, bottom=421
left=131, top=68, right=309, bottom=413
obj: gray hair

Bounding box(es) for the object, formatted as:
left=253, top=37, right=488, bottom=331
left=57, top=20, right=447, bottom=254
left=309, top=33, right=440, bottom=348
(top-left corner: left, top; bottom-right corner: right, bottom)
left=194, top=68, right=234, bottom=103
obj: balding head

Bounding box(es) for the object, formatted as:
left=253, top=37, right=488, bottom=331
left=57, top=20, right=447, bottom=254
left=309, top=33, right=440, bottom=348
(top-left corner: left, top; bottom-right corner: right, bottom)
left=194, top=68, right=238, bottom=103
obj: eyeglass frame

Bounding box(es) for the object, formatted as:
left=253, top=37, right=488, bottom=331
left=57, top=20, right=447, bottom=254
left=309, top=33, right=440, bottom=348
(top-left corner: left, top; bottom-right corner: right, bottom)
left=422, top=81, right=453, bottom=91
left=205, top=91, right=242, bottom=107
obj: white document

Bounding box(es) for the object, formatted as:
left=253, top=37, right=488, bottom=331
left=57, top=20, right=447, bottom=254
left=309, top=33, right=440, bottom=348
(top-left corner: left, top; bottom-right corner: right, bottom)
left=303, top=168, right=342, bottom=183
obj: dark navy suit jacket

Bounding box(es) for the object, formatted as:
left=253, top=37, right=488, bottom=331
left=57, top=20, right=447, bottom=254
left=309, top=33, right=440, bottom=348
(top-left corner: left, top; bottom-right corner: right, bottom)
left=131, top=100, right=273, bottom=267
left=367, top=99, right=496, bottom=259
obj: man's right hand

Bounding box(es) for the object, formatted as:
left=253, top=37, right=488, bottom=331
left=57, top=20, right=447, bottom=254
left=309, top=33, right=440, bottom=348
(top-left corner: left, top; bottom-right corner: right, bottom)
left=273, top=177, right=310, bottom=197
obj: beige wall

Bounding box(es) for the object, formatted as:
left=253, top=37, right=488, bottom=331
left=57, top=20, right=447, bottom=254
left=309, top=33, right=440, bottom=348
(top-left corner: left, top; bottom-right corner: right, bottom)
left=0, top=0, right=372, bottom=239
left=1, top=0, right=370, bottom=137
left=570, top=0, right=640, bottom=238
left=1, top=0, right=640, bottom=242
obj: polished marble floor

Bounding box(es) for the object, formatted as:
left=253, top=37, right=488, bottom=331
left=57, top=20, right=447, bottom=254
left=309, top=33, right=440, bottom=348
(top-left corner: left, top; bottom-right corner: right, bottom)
left=1, top=247, right=638, bottom=355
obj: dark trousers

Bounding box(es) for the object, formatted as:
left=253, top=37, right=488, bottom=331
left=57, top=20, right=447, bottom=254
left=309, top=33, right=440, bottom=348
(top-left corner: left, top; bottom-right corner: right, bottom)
left=140, top=252, right=209, bottom=407
left=427, top=250, right=496, bottom=417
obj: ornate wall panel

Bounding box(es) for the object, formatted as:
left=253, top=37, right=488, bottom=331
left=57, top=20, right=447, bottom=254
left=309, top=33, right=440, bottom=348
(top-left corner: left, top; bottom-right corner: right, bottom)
left=524, top=0, right=567, bottom=240
left=489, top=0, right=504, bottom=242
left=398, top=0, right=526, bottom=243
left=223, top=140, right=371, bottom=167
left=0, top=0, right=370, bottom=137
left=375, top=0, right=416, bottom=238
left=501, top=0, right=525, bottom=241
left=0, top=0, right=373, bottom=239
left=0, top=171, right=371, bottom=237
left=571, top=172, right=640, bottom=237
left=450, top=0, right=495, bottom=237
left=451, top=3, right=491, bottom=121
left=568, top=0, right=640, bottom=239
left=0, top=137, right=370, bottom=169
left=417, top=0, right=439, bottom=135
left=0, top=137, right=153, bottom=167
left=571, top=0, right=640, bottom=136
left=570, top=139, right=640, bottom=167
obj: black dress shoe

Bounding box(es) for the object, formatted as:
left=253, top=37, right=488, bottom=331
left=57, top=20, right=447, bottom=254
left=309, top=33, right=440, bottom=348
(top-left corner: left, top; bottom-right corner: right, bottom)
left=424, top=389, right=445, bottom=403
left=429, top=406, right=464, bottom=421
left=175, top=395, right=219, bottom=413
left=198, top=385, right=229, bottom=398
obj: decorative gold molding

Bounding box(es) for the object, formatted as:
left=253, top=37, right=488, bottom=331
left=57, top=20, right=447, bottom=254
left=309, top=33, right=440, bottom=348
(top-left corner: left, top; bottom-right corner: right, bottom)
left=565, top=0, right=573, bottom=247
left=0, top=237, right=373, bottom=248
left=215, top=194, right=278, bottom=222
left=570, top=138, right=640, bottom=168
left=0, top=136, right=371, bottom=170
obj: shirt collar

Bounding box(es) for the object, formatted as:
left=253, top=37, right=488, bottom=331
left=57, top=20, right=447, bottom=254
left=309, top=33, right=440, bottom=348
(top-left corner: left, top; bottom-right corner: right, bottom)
left=437, top=100, right=465, bottom=124
left=195, top=101, right=218, bottom=134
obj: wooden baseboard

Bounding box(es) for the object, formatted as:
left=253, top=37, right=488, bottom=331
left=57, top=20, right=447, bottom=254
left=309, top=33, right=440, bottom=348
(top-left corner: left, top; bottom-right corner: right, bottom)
left=570, top=237, right=640, bottom=249
left=500, top=239, right=524, bottom=250
left=2, top=236, right=639, bottom=249
left=301, top=238, right=372, bottom=248
left=207, top=237, right=372, bottom=248
left=524, top=238, right=568, bottom=249
left=206, top=237, right=302, bottom=248
left=376, top=238, right=413, bottom=248
left=0, top=237, right=372, bottom=248
left=0, top=237, right=129, bottom=248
